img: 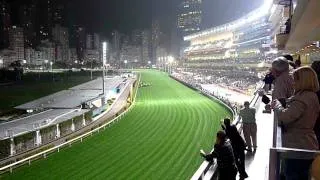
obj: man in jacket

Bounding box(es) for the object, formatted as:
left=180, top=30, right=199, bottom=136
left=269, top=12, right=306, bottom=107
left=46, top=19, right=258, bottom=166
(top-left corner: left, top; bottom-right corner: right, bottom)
left=222, top=118, right=248, bottom=180
left=201, top=130, right=237, bottom=180
left=240, top=101, right=257, bottom=152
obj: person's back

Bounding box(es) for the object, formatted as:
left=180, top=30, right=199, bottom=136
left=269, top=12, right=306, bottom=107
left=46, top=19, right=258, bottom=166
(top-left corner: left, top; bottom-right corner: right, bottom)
left=240, top=107, right=256, bottom=124
left=214, top=140, right=236, bottom=170
left=225, top=125, right=246, bottom=149
left=201, top=131, right=237, bottom=180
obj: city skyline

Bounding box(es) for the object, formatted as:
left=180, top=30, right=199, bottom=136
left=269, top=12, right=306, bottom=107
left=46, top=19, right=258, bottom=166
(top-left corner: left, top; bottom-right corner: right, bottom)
left=5, top=0, right=264, bottom=37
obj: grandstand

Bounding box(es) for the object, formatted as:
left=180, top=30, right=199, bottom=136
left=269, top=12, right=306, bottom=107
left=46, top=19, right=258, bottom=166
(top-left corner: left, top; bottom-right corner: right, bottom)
left=179, top=0, right=288, bottom=98
left=183, top=0, right=278, bottom=64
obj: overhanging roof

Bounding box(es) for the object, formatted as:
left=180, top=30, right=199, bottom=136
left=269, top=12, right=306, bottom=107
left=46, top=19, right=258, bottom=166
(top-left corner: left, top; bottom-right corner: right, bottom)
left=285, top=0, right=320, bottom=51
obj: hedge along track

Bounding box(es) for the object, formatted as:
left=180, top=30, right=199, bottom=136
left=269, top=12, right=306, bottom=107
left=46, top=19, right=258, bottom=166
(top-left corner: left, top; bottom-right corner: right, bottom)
left=1, top=70, right=231, bottom=180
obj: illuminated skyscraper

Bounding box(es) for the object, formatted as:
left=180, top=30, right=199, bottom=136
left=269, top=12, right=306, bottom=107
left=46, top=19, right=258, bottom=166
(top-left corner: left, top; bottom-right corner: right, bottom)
left=0, top=0, right=11, bottom=49
left=177, top=0, right=202, bottom=37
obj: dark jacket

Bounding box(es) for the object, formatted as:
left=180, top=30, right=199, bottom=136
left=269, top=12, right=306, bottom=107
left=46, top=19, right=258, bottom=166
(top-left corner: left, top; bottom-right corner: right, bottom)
left=224, top=125, right=246, bottom=151
left=204, top=141, right=236, bottom=170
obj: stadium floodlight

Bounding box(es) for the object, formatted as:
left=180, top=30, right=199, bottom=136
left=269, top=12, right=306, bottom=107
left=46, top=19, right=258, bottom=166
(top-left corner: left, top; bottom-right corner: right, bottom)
left=102, top=42, right=107, bottom=66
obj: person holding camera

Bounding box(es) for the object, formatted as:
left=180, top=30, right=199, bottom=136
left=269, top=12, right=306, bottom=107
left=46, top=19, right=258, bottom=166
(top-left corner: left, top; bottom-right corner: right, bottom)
left=200, top=130, right=237, bottom=180
left=271, top=57, right=294, bottom=104
left=273, top=67, right=320, bottom=180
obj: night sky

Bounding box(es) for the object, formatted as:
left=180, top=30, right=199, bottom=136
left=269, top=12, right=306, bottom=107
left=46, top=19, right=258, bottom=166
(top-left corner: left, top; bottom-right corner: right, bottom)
left=8, top=0, right=264, bottom=37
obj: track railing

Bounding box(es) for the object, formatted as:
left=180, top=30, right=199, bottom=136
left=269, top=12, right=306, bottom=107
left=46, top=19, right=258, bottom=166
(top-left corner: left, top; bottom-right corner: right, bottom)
left=0, top=75, right=141, bottom=174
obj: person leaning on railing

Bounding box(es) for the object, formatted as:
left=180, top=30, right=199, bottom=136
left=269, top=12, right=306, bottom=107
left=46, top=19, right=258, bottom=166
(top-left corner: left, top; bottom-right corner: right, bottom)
left=200, top=130, right=237, bottom=180
left=222, top=118, right=248, bottom=180
left=273, top=67, right=320, bottom=180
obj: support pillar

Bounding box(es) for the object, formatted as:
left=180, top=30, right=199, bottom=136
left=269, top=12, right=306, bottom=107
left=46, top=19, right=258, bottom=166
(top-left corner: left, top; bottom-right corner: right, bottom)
left=56, top=124, right=60, bottom=138
left=10, top=138, right=16, bottom=156
left=71, top=119, right=75, bottom=132
left=82, top=114, right=86, bottom=126
left=35, top=130, right=42, bottom=146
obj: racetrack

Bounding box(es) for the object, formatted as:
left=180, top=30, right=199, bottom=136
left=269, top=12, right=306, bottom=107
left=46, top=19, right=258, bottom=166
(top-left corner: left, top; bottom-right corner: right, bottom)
left=1, top=70, right=231, bottom=180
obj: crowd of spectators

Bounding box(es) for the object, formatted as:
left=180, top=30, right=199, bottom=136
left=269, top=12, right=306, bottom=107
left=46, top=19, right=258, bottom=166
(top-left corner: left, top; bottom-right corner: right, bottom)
left=185, top=56, right=275, bottom=65
left=172, top=72, right=242, bottom=116
left=175, top=67, right=260, bottom=94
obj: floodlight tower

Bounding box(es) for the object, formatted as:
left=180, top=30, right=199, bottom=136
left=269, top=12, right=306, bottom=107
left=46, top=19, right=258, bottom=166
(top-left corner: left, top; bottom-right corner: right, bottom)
left=102, top=42, right=107, bottom=104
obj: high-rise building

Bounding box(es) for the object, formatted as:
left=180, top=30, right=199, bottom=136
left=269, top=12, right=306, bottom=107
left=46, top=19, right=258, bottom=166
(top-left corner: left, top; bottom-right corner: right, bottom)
left=9, top=26, right=24, bottom=62
left=52, top=24, right=69, bottom=62
left=84, top=33, right=100, bottom=63
left=151, top=20, right=161, bottom=64
left=69, top=48, right=78, bottom=63
left=70, top=25, right=86, bottom=61
left=36, top=0, right=54, bottom=41
left=132, top=30, right=142, bottom=46
left=177, top=0, right=202, bottom=36
left=53, top=4, right=64, bottom=25
left=111, top=30, right=121, bottom=65
left=93, top=33, right=100, bottom=50
left=142, top=30, right=151, bottom=65
left=86, top=34, right=93, bottom=49
left=0, top=1, right=11, bottom=49
left=20, top=3, right=37, bottom=48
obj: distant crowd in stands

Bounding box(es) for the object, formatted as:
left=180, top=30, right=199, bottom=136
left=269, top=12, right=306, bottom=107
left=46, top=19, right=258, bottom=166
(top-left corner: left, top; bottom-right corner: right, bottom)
left=175, top=67, right=260, bottom=96
left=172, top=73, right=242, bottom=113
left=185, top=56, right=275, bottom=65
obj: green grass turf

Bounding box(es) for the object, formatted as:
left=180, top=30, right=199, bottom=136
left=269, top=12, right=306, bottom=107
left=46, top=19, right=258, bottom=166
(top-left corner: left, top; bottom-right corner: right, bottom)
left=1, top=70, right=232, bottom=180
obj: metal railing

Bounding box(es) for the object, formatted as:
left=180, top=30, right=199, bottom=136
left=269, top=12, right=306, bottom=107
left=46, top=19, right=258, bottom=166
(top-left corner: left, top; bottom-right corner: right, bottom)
left=0, top=75, right=141, bottom=174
